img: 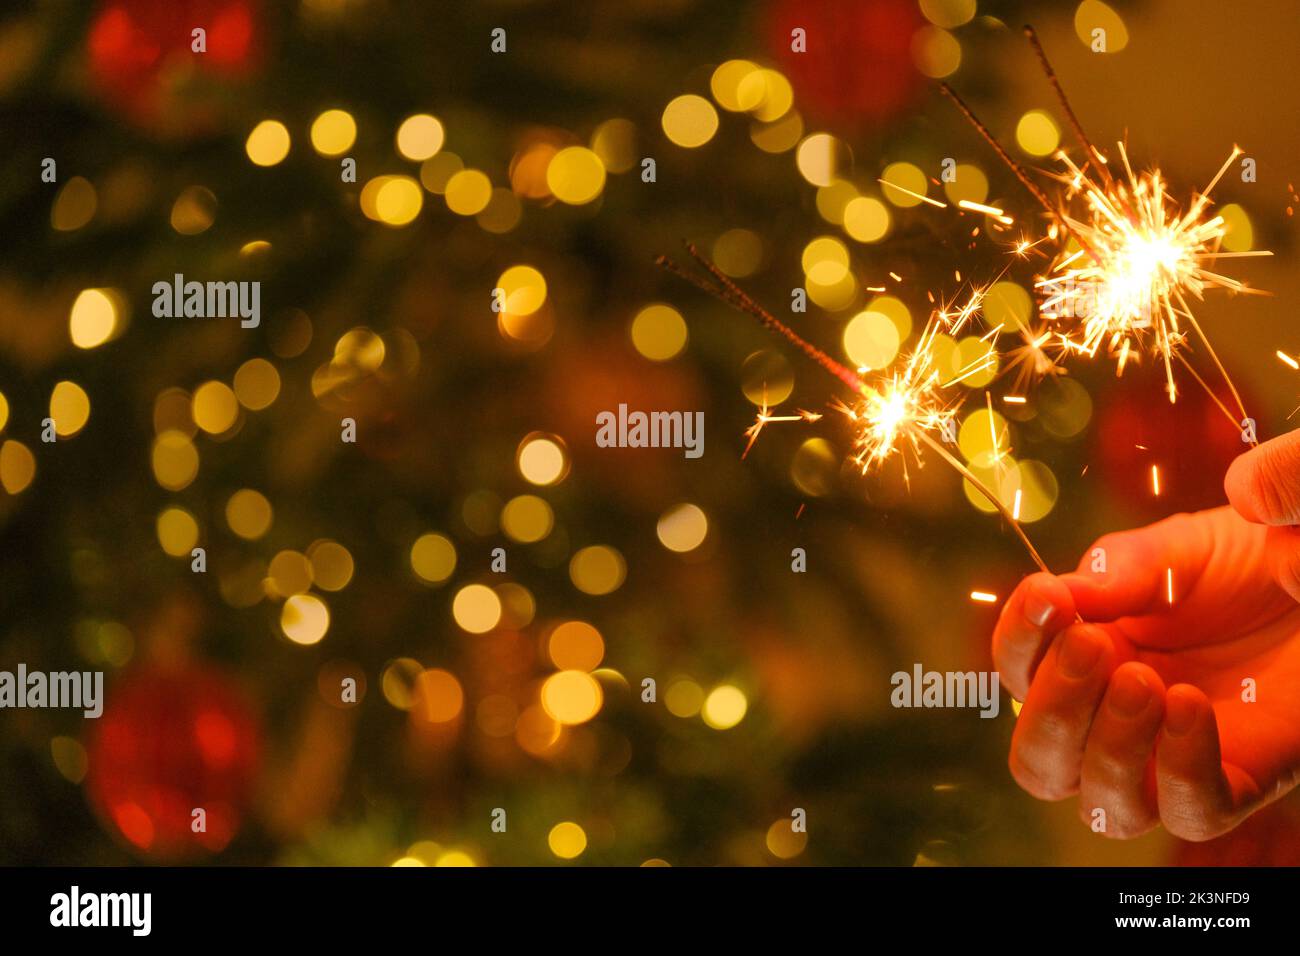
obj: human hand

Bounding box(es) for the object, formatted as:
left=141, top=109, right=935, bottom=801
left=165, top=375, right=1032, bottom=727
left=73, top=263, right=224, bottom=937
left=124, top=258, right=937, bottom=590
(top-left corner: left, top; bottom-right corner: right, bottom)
left=991, top=431, right=1300, bottom=840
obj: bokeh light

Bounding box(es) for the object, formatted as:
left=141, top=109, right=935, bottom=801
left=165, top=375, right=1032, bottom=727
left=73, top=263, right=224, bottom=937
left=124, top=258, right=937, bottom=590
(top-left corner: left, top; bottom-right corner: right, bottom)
left=246, top=119, right=291, bottom=166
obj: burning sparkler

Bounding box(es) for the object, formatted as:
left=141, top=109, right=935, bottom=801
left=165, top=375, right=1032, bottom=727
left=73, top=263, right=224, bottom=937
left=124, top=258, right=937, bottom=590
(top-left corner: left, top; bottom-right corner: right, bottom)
left=941, top=26, right=1270, bottom=433
left=656, top=244, right=1054, bottom=574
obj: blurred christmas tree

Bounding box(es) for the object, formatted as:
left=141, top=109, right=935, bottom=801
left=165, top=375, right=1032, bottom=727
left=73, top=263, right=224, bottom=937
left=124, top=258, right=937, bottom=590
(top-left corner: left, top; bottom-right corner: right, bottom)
left=7, top=0, right=1260, bottom=868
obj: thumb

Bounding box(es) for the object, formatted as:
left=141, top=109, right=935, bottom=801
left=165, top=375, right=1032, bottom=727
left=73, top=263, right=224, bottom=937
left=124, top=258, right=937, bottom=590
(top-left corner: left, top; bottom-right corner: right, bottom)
left=1225, top=427, right=1300, bottom=526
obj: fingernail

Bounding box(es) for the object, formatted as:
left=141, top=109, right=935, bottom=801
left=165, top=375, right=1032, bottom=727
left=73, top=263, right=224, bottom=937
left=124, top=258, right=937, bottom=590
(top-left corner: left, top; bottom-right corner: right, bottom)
left=1057, top=630, right=1102, bottom=678
left=1108, top=673, right=1150, bottom=717
left=1165, top=693, right=1199, bottom=735
left=1024, top=587, right=1056, bottom=628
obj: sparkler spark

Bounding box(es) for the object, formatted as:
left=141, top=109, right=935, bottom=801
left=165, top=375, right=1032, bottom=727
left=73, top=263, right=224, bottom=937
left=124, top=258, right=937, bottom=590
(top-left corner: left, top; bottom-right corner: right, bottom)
left=656, top=244, right=1055, bottom=575
left=944, top=26, right=1270, bottom=434
left=1037, top=144, right=1266, bottom=406
left=838, top=318, right=958, bottom=475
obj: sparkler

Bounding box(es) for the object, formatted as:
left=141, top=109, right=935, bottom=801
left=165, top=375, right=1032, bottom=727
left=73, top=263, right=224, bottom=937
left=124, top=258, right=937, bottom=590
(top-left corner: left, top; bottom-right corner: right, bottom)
left=656, top=244, right=1054, bottom=574
left=941, top=27, right=1270, bottom=435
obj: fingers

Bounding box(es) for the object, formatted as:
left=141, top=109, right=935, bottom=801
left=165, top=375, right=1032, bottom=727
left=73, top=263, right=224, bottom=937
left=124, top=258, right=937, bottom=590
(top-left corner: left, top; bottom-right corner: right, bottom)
left=1059, top=512, right=1213, bottom=631
left=1225, top=427, right=1300, bottom=526
left=1079, top=662, right=1166, bottom=838
left=1156, top=684, right=1260, bottom=841
left=992, top=572, right=1076, bottom=700
left=1009, top=624, right=1118, bottom=801
left=1263, top=525, right=1300, bottom=603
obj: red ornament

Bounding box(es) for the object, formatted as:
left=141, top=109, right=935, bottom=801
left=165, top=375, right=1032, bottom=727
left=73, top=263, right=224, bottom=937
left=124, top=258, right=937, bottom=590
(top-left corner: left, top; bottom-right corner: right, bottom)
left=86, top=0, right=263, bottom=134
left=85, top=665, right=260, bottom=860
left=765, top=0, right=927, bottom=130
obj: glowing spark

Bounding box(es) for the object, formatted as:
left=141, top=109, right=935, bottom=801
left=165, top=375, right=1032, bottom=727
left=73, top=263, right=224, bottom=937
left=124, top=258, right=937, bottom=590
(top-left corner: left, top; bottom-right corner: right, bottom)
left=657, top=244, right=1056, bottom=575
left=1151, top=464, right=1161, bottom=496
left=1279, top=350, right=1299, bottom=370
left=1166, top=567, right=1174, bottom=605
left=946, top=32, right=1268, bottom=433
left=958, top=199, right=1014, bottom=224
left=1035, top=145, right=1269, bottom=407
left=1012, top=488, right=1023, bottom=520
left=970, top=590, right=998, bottom=604
left=877, top=178, right=948, bottom=209
left=1001, top=325, right=1067, bottom=393
left=841, top=317, right=959, bottom=475
left=1004, top=395, right=1027, bottom=404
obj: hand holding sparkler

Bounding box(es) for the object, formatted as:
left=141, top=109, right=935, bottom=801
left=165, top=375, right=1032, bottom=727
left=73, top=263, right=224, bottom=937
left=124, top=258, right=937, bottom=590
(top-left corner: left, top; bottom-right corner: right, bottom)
left=993, top=497, right=1300, bottom=841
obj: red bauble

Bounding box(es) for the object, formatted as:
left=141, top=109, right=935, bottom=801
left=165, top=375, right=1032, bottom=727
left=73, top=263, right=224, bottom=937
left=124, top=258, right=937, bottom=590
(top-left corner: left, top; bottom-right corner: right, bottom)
left=765, top=0, right=926, bottom=130
left=85, top=665, right=260, bottom=860
left=1092, top=372, right=1250, bottom=515
left=86, top=0, right=262, bottom=133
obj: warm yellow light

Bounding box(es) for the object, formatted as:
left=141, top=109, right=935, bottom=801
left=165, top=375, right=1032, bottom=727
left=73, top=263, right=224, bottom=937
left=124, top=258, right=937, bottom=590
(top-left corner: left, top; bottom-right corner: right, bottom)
left=801, top=236, right=850, bottom=286
left=795, top=133, right=844, bottom=187
left=501, top=494, right=554, bottom=543
left=843, top=310, right=901, bottom=370
left=661, top=94, right=719, bottom=148
left=710, top=59, right=763, bottom=112
left=170, top=186, right=216, bottom=235
left=452, top=584, right=502, bottom=633
left=664, top=678, right=705, bottom=718
left=156, top=507, right=199, bottom=557
left=51, top=176, right=97, bottom=231
left=375, top=175, right=423, bottom=226
left=413, top=668, right=464, bottom=723
left=246, top=119, right=291, bottom=166
left=0, top=440, right=36, bottom=494
left=233, top=358, right=281, bottom=410
left=569, top=545, right=626, bottom=595
left=192, top=380, right=240, bottom=434
left=881, top=162, right=929, bottom=208
left=1016, top=110, right=1061, bottom=157
left=517, top=434, right=568, bottom=485
left=656, top=503, right=708, bottom=553
left=547, top=621, right=605, bottom=671
left=307, top=540, right=354, bottom=591
left=912, top=26, right=962, bottom=78
left=226, top=488, right=273, bottom=540
left=267, top=550, right=314, bottom=597
left=1074, top=0, right=1129, bottom=52
left=69, top=288, right=120, bottom=349
left=702, top=684, right=748, bottom=729
left=548, top=822, right=588, bottom=859
left=395, top=113, right=445, bottom=161
left=590, top=118, right=637, bottom=173
left=496, top=265, right=547, bottom=315
left=920, top=0, right=976, bottom=28
left=281, top=593, right=330, bottom=645
left=310, top=109, right=357, bottom=156
left=444, top=169, right=492, bottom=215
left=541, top=669, right=603, bottom=725
left=546, top=146, right=606, bottom=205
left=411, top=532, right=457, bottom=584
left=151, top=431, right=199, bottom=491
left=842, top=196, right=891, bottom=243
left=49, top=381, right=90, bottom=437
left=630, top=304, right=688, bottom=361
